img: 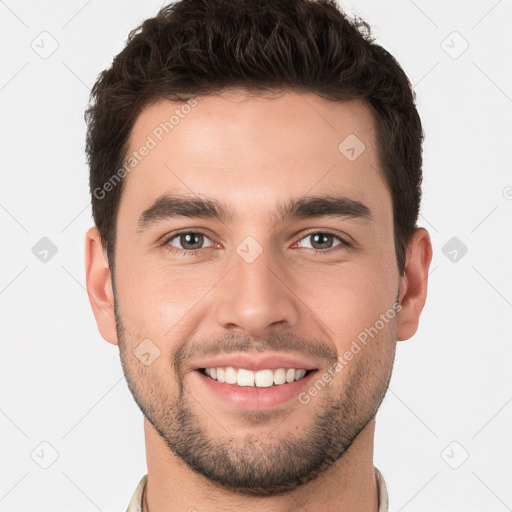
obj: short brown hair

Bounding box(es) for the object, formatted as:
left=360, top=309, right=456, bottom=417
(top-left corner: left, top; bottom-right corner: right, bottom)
left=85, top=0, right=423, bottom=273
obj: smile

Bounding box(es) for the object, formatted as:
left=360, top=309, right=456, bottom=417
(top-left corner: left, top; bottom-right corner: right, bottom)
left=200, top=367, right=311, bottom=387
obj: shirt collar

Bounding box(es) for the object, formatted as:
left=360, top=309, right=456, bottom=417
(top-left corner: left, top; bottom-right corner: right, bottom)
left=126, top=467, right=388, bottom=511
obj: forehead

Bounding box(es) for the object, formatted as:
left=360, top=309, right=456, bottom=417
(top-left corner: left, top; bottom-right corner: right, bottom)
left=119, top=90, right=390, bottom=226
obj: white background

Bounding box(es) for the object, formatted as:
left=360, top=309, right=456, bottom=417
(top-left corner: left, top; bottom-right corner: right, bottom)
left=1, top=1, right=511, bottom=510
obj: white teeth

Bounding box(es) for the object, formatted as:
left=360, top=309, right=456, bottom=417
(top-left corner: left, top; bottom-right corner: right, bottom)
left=225, top=366, right=237, bottom=384
left=202, top=367, right=310, bottom=387
left=295, top=369, right=306, bottom=381
left=273, top=368, right=286, bottom=385
left=237, top=368, right=255, bottom=387
left=285, top=368, right=296, bottom=383
left=255, top=369, right=274, bottom=387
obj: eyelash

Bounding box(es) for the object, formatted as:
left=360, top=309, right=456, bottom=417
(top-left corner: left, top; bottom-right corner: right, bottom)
left=160, top=229, right=352, bottom=257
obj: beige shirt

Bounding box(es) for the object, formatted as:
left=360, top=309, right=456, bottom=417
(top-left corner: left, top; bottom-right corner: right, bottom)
left=125, top=466, right=388, bottom=511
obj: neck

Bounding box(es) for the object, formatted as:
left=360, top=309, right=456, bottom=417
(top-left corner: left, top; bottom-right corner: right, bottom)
left=141, top=417, right=379, bottom=512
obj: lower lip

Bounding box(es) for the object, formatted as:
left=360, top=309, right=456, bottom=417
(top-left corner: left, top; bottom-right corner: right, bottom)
left=194, top=370, right=318, bottom=410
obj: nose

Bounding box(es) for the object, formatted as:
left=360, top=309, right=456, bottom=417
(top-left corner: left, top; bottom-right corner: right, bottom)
left=213, top=245, right=300, bottom=337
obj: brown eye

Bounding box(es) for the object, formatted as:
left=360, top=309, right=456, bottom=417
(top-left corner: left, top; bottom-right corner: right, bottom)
left=166, top=232, right=214, bottom=252
left=297, top=232, right=348, bottom=251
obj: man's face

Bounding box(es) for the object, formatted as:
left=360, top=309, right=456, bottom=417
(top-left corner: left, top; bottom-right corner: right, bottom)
left=112, top=91, right=400, bottom=494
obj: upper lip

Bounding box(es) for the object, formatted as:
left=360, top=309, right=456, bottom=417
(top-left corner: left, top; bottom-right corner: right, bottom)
left=192, top=353, right=318, bottom=372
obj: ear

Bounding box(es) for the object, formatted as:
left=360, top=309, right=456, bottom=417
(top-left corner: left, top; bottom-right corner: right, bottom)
left=396, top=228, right=433, bottom=341
left=84, top=227, right=119, bottom=345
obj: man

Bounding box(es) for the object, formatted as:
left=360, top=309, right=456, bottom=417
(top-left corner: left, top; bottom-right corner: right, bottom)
left=84, top=0, right=432, bottom=510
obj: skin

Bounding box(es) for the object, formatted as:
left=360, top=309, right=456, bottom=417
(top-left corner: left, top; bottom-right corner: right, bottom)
left=85, top=90, right=432, bottom=512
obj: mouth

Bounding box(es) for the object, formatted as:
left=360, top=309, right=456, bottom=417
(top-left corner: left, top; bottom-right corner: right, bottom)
left=198, top=366, right=315, bottom=388
left=193, top=365, right=319, bottom=411
left=190, top=353, right=321, bottom=410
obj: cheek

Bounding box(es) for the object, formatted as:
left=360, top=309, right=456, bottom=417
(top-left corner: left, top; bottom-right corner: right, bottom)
left=115, top=253, right=220, bottom=334
left=289, top=259, right=398, bottom=348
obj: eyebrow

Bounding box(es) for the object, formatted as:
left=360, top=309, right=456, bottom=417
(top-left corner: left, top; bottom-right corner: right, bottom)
left=136, top=193, right=372, bottom=232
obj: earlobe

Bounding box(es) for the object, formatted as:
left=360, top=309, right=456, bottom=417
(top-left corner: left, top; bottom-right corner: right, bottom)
left=84, top=227, right=119, bottom=345
left=396, top=228, right=433, bottom=341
